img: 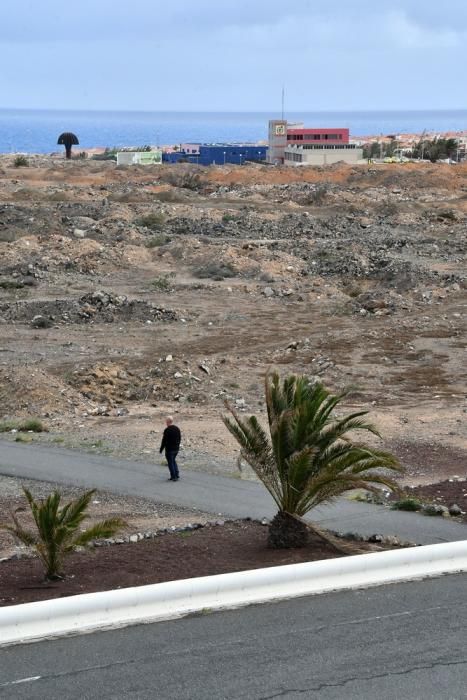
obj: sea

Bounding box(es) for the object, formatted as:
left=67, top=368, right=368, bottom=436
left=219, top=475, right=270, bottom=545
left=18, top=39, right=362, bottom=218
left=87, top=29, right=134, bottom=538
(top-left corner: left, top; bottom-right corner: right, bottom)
left=0, top=109, right=466, bottom=154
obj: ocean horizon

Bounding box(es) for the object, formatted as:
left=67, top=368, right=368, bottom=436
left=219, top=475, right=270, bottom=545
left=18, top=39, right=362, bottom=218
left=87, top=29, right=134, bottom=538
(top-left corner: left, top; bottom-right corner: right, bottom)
left=0, top=108, right=466, bottom=154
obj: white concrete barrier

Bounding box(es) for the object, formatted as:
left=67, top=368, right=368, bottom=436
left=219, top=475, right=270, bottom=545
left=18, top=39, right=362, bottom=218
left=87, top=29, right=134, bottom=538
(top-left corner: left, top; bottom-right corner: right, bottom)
left=1, top=540, right=467, bottom=647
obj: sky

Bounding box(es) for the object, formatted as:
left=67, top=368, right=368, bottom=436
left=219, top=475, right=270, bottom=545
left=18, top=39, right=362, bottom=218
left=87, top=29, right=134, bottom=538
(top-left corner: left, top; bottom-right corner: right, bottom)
left=1, top=0, right=466, bottom=112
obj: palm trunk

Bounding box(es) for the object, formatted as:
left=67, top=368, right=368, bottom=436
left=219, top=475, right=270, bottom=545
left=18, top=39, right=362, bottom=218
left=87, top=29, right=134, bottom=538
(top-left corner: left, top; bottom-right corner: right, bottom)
left=295, top=515, right=367, bottom=555
left=268, top=511, right=309, bottom=548
left=65, top=145, right=72, bottom=159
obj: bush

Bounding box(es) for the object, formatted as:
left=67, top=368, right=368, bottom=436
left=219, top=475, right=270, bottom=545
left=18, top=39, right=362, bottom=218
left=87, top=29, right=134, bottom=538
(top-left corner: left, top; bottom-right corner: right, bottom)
left=13, top=155, right=29, bottom=167
left=222, top=213, right=238, bottom=223
left=193, top=261, right=237, bottom=281
left=92, top=148, right=118, bottom=161
left=342, top=282, right=364, bottom=298
left=15, top=434, right=32, bottom=443
left=302, top=185, right=328, bottom=206
left=0, top=278, right=24, bottom=289
left=153, top=190, right=185, bottom=203
left=146, top=233, right=170, bottom=248
left=0, top=417, right=47, bottom=433
left=20, top=418, right=46, bottom=432
left=391, top=497, right=422, bottom=512
left=151, top=275, right=173, bottom=291
left=137, top=212, right=166, bottom=230
left=162, top=169, right=203, bottom=191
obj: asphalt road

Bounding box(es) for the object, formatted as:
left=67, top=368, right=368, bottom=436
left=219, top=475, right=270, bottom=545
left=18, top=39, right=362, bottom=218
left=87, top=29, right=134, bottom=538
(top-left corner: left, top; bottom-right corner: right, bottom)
left=1, top=574, right=467, bottom=699
left=1, top=440, right=466, bottom=544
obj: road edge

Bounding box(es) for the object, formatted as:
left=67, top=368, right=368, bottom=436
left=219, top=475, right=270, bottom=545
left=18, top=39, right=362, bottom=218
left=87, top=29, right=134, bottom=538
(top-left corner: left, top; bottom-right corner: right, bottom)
left=1, top=540, right=467, bottom=647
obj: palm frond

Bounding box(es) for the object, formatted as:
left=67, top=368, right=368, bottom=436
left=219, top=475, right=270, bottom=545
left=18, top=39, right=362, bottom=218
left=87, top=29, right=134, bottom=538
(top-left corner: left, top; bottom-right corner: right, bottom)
left=71, top=518, right=127, bottom=548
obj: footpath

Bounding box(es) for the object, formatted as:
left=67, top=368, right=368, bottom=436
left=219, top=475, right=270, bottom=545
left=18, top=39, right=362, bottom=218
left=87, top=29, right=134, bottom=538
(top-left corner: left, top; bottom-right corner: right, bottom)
left=0, top=440, right=466, bottom=545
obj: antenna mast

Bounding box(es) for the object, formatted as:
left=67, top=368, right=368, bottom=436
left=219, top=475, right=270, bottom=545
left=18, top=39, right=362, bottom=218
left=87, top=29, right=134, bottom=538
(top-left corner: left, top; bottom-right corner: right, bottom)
left=281, top=86, right=285, bottom=121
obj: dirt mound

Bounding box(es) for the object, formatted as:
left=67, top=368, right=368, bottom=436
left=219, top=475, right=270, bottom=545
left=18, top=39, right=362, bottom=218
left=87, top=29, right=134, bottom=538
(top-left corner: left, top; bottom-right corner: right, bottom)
left=68, top=358, right=212, bottom=409
left=0, top=367, right=95, bottom=418
left=0, top=290, right=178, bottom=325
left=68, top=363, right=153, bottom=406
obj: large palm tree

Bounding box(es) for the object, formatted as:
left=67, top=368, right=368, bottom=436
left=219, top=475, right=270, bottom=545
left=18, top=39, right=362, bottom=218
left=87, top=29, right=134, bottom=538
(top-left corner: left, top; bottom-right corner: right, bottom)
left=224, top=372, right=402, bottom=549
left=2, top=488, right=126, bottom=580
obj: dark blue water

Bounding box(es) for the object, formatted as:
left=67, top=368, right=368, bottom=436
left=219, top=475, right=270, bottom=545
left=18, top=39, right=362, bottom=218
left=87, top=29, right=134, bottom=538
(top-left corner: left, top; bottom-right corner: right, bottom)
left=0, top=109, right=466, bottom=153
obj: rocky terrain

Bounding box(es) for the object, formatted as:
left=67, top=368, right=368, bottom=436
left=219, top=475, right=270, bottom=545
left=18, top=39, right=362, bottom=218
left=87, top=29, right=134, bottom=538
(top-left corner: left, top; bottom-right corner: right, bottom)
left=0, top=155, right=465, bottom=484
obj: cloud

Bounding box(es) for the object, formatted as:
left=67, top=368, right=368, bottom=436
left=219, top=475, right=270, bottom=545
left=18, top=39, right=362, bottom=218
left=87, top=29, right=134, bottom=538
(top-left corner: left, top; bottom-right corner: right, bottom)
left=0, top=0, right=466, bottom=110
left=384, top=11, right=464, bottom=49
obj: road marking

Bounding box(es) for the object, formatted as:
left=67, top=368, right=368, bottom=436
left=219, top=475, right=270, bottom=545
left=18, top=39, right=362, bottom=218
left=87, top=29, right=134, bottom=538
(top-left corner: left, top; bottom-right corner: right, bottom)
left=0, top=676, right=41, bottom=687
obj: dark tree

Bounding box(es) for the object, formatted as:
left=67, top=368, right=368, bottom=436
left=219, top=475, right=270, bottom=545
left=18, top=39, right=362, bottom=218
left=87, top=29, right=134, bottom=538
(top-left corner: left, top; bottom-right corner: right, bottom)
left=57, top=132, right=79, bottom=159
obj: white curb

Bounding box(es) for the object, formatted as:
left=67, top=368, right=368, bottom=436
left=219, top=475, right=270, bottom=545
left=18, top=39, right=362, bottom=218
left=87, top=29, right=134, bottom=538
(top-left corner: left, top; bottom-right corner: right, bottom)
left=1, top=540, right=467, bottom=647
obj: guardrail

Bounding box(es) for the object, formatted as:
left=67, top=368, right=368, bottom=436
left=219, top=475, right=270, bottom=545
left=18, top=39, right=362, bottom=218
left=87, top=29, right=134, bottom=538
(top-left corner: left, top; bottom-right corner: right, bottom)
left=1, top=540, right=466, bottom=647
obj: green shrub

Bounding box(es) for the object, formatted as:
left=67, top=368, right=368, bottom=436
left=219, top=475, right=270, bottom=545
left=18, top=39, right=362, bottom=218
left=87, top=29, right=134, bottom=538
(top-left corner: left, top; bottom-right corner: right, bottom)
left=137, top=212, right=166, bottom=230
left=13, top=155, right=29, bottom=167
left=342, top=282, right=364, bottom=298
left=193, top=262, right=236, bottom=280
left=20, top=418, right=46, bottom=432
left=0, top=417, right=46, bottom=433
left=92, top=148, right=117, bottom=161
left=391, top=497, right=422, bottom=512
left=46, top=191, right=69, bottom=202
left=15, top=434, right=32, bottom=443
left=146, top=233, right=170, bottom=248
left=0, top=278, right=24, bottom=289
left=151, top=274, right=173, bottom=291
left=153, top=190, right=185, bottom=203
left=302, top=185, right=328, bottom=206
left=222, top=213, right=238, bottom=223
left=162, top=169, right=203, bottom=191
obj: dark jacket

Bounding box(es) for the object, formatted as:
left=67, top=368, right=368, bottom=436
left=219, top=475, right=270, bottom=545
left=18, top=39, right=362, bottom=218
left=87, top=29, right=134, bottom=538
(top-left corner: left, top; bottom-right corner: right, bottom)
left=160, top=425, right=181, bottom=453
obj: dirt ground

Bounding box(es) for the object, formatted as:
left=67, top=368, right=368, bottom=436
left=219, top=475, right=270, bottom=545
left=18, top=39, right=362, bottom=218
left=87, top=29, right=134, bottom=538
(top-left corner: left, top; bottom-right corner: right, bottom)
left=0, top=520, right=383, bottom=607
left=0, top=156, right=465, bottom=486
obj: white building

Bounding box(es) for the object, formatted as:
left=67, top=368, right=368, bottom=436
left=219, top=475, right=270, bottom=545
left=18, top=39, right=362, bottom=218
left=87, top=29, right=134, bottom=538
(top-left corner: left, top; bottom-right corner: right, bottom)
left=283, top=143, right=364, bottom=166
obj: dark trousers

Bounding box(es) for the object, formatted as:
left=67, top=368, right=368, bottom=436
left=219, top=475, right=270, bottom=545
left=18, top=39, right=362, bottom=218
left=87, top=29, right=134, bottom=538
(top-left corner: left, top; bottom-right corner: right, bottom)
left=165, top=450, right=179, bottom=479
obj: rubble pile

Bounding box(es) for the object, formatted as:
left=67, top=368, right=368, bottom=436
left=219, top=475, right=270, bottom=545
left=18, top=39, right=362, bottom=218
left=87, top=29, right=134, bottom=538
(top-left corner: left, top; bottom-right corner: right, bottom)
left=0, top=290, right=178, bottom=325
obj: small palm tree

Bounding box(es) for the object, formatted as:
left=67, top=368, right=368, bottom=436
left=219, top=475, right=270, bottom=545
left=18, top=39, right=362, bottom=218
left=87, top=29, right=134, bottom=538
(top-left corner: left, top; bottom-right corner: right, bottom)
left=224, top=372, right=402, bottom=549
left=2, top=488, right=126, bottom=580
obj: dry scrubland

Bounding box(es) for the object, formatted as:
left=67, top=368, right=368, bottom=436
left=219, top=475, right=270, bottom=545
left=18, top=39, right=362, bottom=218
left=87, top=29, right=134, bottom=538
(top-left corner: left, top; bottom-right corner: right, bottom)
left=0, top=156, right=466, bottom=485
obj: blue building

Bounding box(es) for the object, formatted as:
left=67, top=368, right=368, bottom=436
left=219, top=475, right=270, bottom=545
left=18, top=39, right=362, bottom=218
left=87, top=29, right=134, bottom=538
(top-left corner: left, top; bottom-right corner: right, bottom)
left=162, top=151, right=198, bottom=164
left=163, top=144, right=267, bottom=166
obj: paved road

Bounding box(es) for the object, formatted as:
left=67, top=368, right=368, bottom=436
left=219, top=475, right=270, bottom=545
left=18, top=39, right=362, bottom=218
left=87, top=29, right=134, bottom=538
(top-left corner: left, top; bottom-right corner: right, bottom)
left=2, top=574, right=467, bottom=699
left=1, top=440, right=467, bottom=544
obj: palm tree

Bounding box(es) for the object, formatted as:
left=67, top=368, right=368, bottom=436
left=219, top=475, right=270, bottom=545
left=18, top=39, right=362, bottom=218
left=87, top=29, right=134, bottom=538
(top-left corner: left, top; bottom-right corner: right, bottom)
left=224, top=372, right=402, bottom=549
left=2, top=488, right=126, bottom=580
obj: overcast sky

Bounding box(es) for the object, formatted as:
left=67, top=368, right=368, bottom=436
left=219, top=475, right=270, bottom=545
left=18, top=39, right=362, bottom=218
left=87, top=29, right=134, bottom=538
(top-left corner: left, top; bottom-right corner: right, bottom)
left=1, top=0, right=466, bottom=111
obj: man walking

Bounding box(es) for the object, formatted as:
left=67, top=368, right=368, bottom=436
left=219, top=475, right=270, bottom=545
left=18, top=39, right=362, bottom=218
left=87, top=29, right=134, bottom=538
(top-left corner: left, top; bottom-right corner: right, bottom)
left=160, top=416, right=181, bottom=481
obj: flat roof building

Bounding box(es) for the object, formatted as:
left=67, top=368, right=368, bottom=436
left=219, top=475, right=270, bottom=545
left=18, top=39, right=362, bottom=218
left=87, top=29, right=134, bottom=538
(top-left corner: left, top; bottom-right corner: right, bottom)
left=284, top=143, right=363, bottom=166
left=268, top=120, right=363, bottom=165
left=163, top=144, right=266, bottom=166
